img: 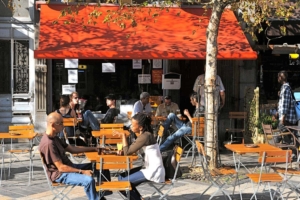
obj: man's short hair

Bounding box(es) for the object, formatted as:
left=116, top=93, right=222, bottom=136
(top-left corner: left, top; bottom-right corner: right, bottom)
left=164, top=95, right=171, bottom=100
left=140, top=92, right=150, bottom=99
left=105, top=94, right=116, bottom=100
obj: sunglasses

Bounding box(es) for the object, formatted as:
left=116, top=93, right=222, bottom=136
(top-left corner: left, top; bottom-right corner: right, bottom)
left=55, top=122, right=64, bottom=126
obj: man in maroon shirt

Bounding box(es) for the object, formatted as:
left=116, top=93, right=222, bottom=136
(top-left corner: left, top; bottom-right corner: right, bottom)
left=39, top=112, right=108, bottom=200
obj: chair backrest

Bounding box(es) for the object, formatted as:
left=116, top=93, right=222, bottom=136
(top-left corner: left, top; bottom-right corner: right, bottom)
left=157, top=125, right=164, bottom=138
left=258, top=150, right=292, bottom=164
left=39, top=152, right=55, bottom=187
left=228, top=112, right=247, bottom=131
left=96, top=156, right=132, bottom=182
left=62, top=118, right=76, bottom=127
left=100, top=123, right=124, bottom=130
left=261, top=123, right=274, bottom=144
left=9, top=124, right=34, bottom=133
left=191, top=117, right=205, bottom=137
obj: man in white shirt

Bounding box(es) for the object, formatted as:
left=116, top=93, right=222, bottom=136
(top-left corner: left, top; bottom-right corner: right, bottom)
left=193, top=66, right=225, bottom=113
left=132, top=92, right=152, bottom=117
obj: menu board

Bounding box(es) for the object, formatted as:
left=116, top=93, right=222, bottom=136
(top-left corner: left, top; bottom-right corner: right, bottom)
left=152, top=69, right=163, bottom=84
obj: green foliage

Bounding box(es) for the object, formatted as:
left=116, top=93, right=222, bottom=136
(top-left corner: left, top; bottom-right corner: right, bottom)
left=256, top=113, right=278, bottom=134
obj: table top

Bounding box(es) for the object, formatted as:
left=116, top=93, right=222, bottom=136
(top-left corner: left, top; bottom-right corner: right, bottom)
left=0, top=132, right=37, bottom=139
left=85, top=152, right=139, bottom=162
left=225, top=143, right=282, bottom=154
left=92, top=129, right=130, bottom=138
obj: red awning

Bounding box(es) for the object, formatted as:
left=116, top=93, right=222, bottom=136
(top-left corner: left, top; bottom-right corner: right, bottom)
left=34, top=5, right=257, bottom=60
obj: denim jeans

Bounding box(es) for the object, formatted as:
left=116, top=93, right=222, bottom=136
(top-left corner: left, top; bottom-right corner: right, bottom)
left=54, top=163, right=111, bottom=200
left=118, top=166, right=146, bottom=200
left=160, top=113, right=192, bottom=151
left=82, top=110, right=100, bottom=130
left=55, top=163, right=98, bottom=200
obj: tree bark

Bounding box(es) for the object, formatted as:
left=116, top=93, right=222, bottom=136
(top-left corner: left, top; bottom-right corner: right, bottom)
left=205, top=1, right=225, bottom=169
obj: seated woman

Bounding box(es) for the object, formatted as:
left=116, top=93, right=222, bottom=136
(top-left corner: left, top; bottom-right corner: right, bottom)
left=56, top=95, right=76, bottom=138
left=117, top=113, right=165, bottom=200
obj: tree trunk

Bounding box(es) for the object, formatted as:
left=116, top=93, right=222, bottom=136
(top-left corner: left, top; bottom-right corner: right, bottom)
left=205, top=2, right=225, bottom=169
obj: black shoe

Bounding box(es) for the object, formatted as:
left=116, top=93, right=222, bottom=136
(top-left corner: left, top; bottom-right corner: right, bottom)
left=100, top=197, right=106, bottom=200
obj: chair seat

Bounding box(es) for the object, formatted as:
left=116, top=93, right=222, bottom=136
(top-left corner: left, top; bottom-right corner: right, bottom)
left=271, top=167, right=300, bottom=175
left=246, top=173, right=283, bottom=183
left=96, top=181, right=131, bottom=191
left=210, top=167, right=237, bottom=176
left=8, top=149, right=32, bottom=153
left=51, top=182, right=68, bottom=187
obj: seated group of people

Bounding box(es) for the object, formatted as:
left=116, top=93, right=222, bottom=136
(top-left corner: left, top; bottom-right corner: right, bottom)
left=56, top=92, right=120, bottom=146
left=40, top=91, right=202, bottom=200
left=132, top=91, right=202, bottom=151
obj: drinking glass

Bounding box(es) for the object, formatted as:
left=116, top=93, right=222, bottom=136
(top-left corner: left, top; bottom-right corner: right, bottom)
left=117, top=143, right=123, bottom=151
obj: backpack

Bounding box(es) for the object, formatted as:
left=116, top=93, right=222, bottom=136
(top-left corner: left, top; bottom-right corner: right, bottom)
left=161, top=146, right=182, bottom=179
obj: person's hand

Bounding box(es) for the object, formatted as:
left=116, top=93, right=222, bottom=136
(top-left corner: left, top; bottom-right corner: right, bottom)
left=183, top=109, right=190, bottom=117
left=117, top=150, right=124, bottom=156
left=82, top=170, right=93, bottom=177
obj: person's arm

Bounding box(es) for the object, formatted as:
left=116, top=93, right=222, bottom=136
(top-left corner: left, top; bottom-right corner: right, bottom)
left=65, top=145, right=97, bottom=154
left=132, top=101, right=142, bottom=116
left=155, top=105, right=161, bottom=117
left=54, top=160, right=93, bottom=176
left=121, top=132, right=148, bottom=155
left=193, top=76, right=200, bottom=92
left=220, top=91, right=225, bottom=108
left=183, top=109, right=193, bottom=123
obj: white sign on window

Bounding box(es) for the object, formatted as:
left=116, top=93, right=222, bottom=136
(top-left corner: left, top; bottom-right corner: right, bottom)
left=153, top=59, right=162, bottom=68
left=62, top=85, right=76, bottom=95
left=133, top=59, right=142, bottom=69
left=68, top=70, right=78, bottom=83
left=65, top=59, right=78, bottom=68
left=138, top=74, right=151, bottom=84
left=102, top=63, right=116, bottom=73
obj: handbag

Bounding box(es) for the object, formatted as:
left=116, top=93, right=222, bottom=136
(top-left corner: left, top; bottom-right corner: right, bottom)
left=161, top=146, right=182, bottom=179
left=288, top=86, right=300, bottom=121
left=294, top=101, right=300, bottom=121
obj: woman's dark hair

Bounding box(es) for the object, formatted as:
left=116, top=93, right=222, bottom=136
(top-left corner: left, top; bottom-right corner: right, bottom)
left=190, top=92, right=199, bottom=102
left=132, top=113, right=153, bottom=134
left=60, top=95, right=70, bottom=107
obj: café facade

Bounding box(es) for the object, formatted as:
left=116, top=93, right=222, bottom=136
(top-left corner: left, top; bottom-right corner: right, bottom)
left=1, top=2, right=257, bottom=137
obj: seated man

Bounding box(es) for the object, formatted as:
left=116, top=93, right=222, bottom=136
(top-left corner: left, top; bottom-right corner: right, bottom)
left=132, top=92, right=152, bottom=117
left=160, top=92, right=200, bottom=151
left=155, top=95, right=179, bottom=117
left=39, top=112, right=109, bottom=200
left=101, top=94, right=120, bottom=124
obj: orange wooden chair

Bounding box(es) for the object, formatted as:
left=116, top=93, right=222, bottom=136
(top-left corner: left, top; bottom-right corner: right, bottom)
left=196, top=140, right=236, bottom=200
left=8, top=125, right=36, bottom=178
left=246, top=150, right=292, bottom=200
left=95, top=156, right=133, bottom=199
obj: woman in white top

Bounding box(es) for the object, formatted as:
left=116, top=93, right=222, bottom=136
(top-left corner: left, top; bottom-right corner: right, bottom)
left=118, top=113, right=165, bottom=200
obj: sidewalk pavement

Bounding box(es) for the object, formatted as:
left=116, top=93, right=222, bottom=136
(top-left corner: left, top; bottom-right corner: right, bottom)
left=0, top=143, right=298, bottom=200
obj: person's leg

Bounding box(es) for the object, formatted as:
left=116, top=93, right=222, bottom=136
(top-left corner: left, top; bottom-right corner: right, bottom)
left=82, top=110, right=100, bottom=130
left=118, top=167, right=147, bottom=200
left=55, top=172, right=98, bottom=200
left=160, top=124, right=192, bottom=151
left=73, top=163, right=112, bottom=196
left=162, top=113, right=184, bottom=137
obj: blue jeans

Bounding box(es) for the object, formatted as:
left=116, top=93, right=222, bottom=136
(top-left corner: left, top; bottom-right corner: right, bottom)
left=54, top=163, right=111, bottom=200
left=55, top=163, right=98, bottom=200
left=118, top=166, right=147, bottom=200
left=160, top=113, right=192, bottom=151
left=82, top=110, right=100, bottom=130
